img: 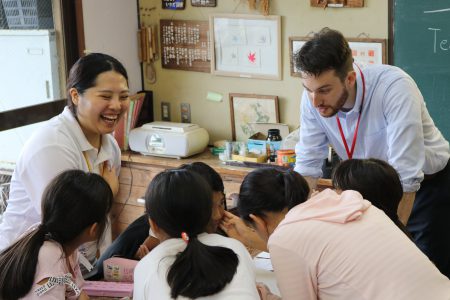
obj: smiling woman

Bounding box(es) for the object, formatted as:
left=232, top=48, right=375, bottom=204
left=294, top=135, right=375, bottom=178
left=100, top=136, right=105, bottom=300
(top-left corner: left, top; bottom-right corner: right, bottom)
left=69, top=70, right=130, bottom=148
left=0, top=53, right=129, bottom=277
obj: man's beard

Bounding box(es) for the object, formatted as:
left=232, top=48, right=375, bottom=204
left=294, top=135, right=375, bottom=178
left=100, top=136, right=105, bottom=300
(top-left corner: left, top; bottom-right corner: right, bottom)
left=317, top=87, right=349, bottom=117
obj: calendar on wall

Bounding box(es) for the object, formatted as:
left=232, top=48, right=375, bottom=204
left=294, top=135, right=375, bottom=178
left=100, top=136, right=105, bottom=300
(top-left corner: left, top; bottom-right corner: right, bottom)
left=160, top=19, right=211, bottom=73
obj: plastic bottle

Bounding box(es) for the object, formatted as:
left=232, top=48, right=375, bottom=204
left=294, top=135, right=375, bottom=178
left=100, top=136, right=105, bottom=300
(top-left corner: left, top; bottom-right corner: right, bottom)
left=277, top=149, right=296, bottom=167
left=267, top=129, right=282, bottom=162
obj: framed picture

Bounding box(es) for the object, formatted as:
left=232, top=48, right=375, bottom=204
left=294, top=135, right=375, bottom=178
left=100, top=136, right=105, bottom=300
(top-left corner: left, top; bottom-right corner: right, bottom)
left=210, top=14, right=282, bottom=80
left=289, top=37, right=386, bottom=77
left=160, top=19, right=211, bottom=73
left=229, top=93, right=279, bottom=141
left=162, top=0, right=186, bottom=10
left=191, top=0, right=216, bottom=7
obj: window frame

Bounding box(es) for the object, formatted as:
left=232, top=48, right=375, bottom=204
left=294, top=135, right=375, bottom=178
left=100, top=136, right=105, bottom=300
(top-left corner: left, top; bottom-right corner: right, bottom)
left=0, top=0, right=84, bottom=131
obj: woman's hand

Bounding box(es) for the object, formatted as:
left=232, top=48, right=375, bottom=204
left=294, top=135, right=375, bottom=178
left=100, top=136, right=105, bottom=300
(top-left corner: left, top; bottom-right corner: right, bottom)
left=102, top=161, right=119, bottom=196
left=220, top=211, right=268, bottom=251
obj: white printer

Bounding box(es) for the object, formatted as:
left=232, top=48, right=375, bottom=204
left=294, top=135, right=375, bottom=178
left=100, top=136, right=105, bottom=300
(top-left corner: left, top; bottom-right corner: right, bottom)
left=128, top=121, right=209, bottom=158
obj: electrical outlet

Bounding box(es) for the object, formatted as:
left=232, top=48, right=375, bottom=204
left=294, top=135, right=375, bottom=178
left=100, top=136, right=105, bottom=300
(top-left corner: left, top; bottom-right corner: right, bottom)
left=180, top=103, right=191, bottom=123
left=161, top=102, right=170, bottom=121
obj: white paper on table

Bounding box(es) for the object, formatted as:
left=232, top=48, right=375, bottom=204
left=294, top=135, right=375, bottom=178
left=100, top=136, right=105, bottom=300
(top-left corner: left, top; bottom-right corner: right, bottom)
left=253, top=252, right=280, bottom=296
left=253, top=251, right=273, bottom=271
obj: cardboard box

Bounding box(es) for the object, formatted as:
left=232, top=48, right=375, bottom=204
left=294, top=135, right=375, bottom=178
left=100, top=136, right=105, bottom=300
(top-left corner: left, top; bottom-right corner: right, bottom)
left=249, top=123, right=290, bottom=139
left=103, top=257, right=138, bottom=282
left=232, top=153, right=267, bottom=163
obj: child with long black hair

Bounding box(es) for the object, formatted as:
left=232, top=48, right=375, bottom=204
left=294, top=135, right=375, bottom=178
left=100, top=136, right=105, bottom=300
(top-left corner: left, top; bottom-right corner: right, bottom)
left=0, top=170, right=113, bottom=299
left=92, top=162, right=228, bottom=280
left=237, top=167, right=450, bottom=299
left=133, top=169, right=259, bottom=299
left=331, top=158, right=411, bottom=237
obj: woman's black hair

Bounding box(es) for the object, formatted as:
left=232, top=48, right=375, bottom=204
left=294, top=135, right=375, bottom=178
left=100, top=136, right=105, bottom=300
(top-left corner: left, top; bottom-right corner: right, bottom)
left=178, top=162, right=226, bottom=209
left=332, top=158, right=411, bottom=236
left=145, top=169, right=238, bottom=299
left=294, top=27, right=353, bottom=81
left=0, top=170, right=113, bottom=300
left=66, top=53, right=129, bottom=115
left=238, top=168, right=310, bottom=223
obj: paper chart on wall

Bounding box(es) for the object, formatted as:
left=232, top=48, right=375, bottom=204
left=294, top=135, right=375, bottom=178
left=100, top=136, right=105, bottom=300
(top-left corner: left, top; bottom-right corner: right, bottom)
left=211, top=15, right=281, bottom=79
left=291, top=39, right=385, bottom=74
left=349, top=42, right=384, bottom=68
left=160, top=19, right=211, bottom=73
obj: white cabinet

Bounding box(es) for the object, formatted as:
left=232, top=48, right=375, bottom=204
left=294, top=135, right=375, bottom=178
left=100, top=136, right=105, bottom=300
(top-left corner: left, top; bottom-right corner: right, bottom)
left=0, top=29, right=61, bottom=165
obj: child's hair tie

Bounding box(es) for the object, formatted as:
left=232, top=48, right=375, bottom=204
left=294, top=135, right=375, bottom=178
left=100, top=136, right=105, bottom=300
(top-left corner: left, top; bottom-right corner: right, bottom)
left=44, top=232, right=54, bottom=240
left=181, top=232, right=189, bottom=243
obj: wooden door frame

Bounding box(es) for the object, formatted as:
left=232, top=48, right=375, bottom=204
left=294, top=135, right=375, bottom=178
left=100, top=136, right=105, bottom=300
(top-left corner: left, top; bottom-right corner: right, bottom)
left=61, top=0, right=84, bottom=72
left=388, top=0, right=394, bottom=65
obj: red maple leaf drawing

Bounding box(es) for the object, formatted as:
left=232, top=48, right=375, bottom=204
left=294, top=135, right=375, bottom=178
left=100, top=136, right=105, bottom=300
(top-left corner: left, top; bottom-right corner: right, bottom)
left=248, top=52, right=256, bottom=63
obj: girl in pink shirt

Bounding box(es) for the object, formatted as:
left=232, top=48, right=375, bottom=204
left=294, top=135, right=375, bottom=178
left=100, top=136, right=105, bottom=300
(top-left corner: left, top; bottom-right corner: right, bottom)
left=236, top=167, right=450, bottom=300
left=0, top=170, right=113, bottom=299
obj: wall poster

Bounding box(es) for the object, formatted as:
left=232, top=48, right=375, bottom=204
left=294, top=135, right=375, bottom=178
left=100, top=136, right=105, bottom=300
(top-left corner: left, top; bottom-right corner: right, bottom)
left=210, top=14, right=281, bottom=80
left=160, top=19, right=211, bottom=73
left=289, top=37, right=386, bottom=77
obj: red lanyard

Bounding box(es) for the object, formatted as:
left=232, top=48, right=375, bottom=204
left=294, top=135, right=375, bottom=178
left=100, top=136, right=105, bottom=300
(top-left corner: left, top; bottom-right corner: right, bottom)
left=336, top=65, right=365, bottom=159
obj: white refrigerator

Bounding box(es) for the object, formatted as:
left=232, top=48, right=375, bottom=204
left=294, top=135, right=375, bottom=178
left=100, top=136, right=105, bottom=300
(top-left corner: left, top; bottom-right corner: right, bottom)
left=0, top=29, right=61, bottom=167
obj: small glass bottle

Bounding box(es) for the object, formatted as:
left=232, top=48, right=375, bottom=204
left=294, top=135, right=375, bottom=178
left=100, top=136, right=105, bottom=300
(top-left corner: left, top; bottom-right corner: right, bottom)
left=267, top=129, right=282, bottom=162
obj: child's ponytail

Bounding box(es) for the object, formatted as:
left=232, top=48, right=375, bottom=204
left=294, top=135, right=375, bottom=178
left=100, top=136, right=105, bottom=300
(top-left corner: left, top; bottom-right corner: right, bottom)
left=0, top=226, right=46, bottom=300
left=146, top=169, right=239, bottom=299
left=167, top=235, right=238, bottom=299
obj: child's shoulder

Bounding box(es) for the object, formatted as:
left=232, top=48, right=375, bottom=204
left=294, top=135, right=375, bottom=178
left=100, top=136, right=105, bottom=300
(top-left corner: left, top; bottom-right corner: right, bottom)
left=32, top=241, right=70, bottom=287
left=201, top=233, right=248, bottom=252
left=40, top=240, right=63, bottom=253
left=37, top=240, right=66, bottom=268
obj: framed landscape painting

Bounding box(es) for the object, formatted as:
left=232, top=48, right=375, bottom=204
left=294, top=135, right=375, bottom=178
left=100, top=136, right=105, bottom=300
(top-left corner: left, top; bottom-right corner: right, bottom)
left=229, top=93, right=279, bottom=141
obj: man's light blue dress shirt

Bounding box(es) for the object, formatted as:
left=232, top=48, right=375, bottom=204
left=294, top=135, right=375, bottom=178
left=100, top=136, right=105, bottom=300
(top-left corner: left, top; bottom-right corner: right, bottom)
left=295, top=64, right=449, bottom=192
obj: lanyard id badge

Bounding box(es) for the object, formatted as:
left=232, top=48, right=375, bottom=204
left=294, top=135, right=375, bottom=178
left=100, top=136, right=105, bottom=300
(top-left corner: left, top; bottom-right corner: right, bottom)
left=336, top=64, right=366, bottom=159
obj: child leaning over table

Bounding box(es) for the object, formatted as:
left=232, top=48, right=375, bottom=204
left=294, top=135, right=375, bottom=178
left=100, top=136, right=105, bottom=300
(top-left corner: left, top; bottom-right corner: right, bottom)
left=91, top=162, right=229, bottom=280
left=133, top=169, right=260, bottom=299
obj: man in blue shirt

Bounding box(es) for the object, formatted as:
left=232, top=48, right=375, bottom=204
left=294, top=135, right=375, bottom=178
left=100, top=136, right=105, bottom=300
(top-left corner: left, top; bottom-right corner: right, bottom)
left=294, top=27, right=450, bottom=278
